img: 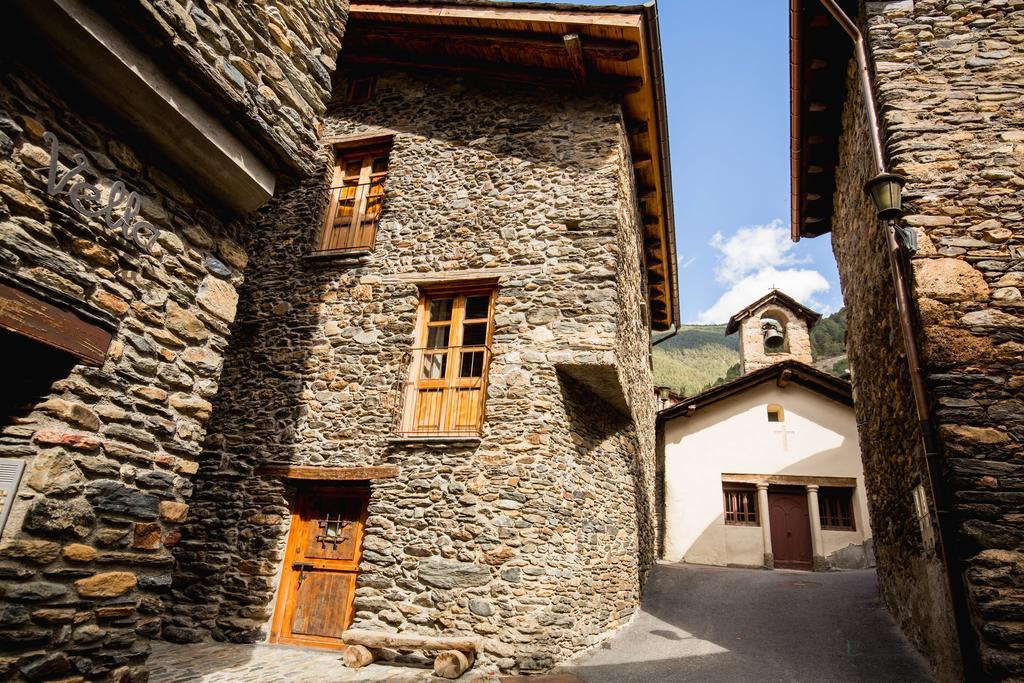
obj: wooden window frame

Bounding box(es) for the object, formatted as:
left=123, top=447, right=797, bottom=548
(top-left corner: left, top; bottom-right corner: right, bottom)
left=346, top=75, right=377, bottom=104
left=397, top=284, right=497, bottom=437
left=723, top=484, right=759, bottom=526
left=767, top=404, right=785, bottom=423
left=315, top=142, right=391, bottom=255
left=818, top=487, right=856, bottom=531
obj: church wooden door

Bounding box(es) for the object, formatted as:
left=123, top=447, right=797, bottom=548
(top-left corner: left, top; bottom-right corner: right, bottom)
left=768, top=489, right=813, bottom=570
left=270, top=487, right=368, bottom=650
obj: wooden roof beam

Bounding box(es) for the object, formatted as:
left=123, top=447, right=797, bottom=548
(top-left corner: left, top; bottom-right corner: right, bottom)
left=348, top=21, right=641, bottom=62
left=563, top=34, right=587, bottom=89
left=342, top=54, right=642, bottom=95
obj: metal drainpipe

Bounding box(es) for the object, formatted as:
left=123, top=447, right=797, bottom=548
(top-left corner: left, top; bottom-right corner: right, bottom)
left=816, top=0, right=980, bottom=677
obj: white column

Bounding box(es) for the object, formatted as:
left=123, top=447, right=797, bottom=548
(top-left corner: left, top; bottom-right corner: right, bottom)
left=757, top=483, right=773, bottom=568
left=806, top=484, right=826, bottom=571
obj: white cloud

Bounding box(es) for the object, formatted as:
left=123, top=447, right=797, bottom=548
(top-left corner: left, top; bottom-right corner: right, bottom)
left=696, top=219, right=831, bottom=324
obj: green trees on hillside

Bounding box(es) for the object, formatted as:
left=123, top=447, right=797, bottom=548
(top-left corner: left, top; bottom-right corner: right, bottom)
left=810, top=307, right=847, bottom=359
left=652, top=308, right=848, bottom=396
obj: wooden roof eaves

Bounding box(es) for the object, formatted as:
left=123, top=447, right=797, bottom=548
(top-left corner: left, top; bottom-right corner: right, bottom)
left=350, top=2, right=645, bottom=28
left=789, top=0, right=854, bottom=243
left=641, top=1, right=679, bottom=330
left=658, top=360, right=853, bottom=423
left=723, top=290, right=823, bottom=335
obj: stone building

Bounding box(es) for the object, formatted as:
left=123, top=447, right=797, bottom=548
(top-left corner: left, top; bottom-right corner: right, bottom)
left=0, top=1, right=349, bottom=680
left=164, top=1, right=677, bottom=677
left=661, top=293, right=872, bottom=573
left=792, top=0, right=1024, bottom=679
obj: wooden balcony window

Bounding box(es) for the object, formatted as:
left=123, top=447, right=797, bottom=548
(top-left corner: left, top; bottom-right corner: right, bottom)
left=818, top=487, right=855, bottom=530
left=315, top=146, right=389, bottom=255
left=395, top=288, right=496, bottom=438
left=723, top=485, right=759, bottom=526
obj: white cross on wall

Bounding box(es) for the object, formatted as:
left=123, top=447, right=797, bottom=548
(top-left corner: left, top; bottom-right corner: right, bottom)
left=774, top=423, right=796, bottom=451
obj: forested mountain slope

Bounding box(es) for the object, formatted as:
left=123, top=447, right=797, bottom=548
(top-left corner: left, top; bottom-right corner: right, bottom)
left=653, top=308, right=848, bottom=396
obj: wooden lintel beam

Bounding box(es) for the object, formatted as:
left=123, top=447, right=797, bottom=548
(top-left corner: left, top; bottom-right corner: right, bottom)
left=256, top=464, right=400, bottom=481
left=348, top=22, right=641, bottom=62
left=0, top=282, right=112, bottom=366
left=563, top=34, right=587, bottom=89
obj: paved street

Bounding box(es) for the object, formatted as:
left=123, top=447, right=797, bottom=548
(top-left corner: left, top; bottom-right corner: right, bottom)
left=567, top=562, right=935, bottom=682
left=150, top=563, right=933, bottom=682
left=148, top=641, right=428, bottom=683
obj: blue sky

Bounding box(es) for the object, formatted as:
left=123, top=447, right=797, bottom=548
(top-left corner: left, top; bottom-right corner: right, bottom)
left=503, top=0, right=845, bottom=323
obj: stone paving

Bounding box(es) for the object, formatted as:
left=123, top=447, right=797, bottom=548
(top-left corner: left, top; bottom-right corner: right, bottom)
left=148, top=642, right=437, bottom=682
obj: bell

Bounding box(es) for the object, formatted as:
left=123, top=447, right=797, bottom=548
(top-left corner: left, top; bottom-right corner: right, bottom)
left=764, top=327, right=785, bottom=350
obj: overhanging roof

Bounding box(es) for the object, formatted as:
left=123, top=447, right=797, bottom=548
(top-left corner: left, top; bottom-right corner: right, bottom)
left=345, top=1, right=679, bottom=330
left=659, top=359, right=853, bottom=422
left=724, top=290, right=823, bottom=335
left=789, top=0, right=856, bottom=242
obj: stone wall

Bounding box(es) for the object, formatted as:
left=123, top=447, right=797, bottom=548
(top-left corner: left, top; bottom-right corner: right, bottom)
left=831, top=57, right=963, bottom=680
left=0, top=63, right=248, bottom=681
left=115, top=0, right=349, bottom=175
left=169, top=70, right=658, bottom=674
left=831, top=0, right=1024, bottom=678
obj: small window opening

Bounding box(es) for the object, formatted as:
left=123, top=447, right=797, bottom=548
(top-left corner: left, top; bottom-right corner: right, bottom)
left=767, top=404, right=784, bottom=422
left=346, top=76, right=376, bottom=104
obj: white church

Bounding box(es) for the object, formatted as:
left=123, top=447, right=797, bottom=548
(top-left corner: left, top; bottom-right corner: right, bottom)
left=659, top=291, right=873, bottom=571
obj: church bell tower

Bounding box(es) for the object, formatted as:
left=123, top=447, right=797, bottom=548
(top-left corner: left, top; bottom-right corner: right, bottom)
left=725, top=290, right=821, bottom=375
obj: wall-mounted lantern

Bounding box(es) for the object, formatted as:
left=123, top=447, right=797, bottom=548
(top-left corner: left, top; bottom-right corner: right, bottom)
left=864, top=172, right=906, bottom=221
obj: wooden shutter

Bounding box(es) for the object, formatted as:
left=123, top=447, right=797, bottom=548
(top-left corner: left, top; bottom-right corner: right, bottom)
left=0, top=459, right=25, bottom=533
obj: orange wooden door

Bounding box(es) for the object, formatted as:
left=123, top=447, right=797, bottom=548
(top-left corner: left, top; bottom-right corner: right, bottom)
left=270, top=488, right=368, bottom=649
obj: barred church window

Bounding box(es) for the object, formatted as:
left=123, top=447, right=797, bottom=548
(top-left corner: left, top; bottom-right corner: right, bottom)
left=723, top=485, right=758, bottom=525
left=819, top=487, right=855, bottom=530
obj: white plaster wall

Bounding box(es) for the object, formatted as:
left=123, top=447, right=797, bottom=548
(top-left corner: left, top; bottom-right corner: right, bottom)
left=663, top=381, right=871, bottom=566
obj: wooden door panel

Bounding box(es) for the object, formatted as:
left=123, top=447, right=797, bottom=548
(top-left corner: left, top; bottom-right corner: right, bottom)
left=301, top=498, right=361, bottom=563
left=453, top=386, right=483, bottom=431
left=291, top=571, right=354, bottom=640
left=769, top=491, right=813, bottom=571
left=271, top=488, right=368, bottom=650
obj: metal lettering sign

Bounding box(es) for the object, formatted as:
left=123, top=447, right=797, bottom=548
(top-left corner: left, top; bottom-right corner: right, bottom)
left=0, top=459, right=25, bottom=534
left=43, top=131, right=162, bottom=254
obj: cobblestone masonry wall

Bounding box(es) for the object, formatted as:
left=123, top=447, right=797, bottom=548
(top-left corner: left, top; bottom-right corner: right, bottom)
left=832, top=0, right=1024, bottom=678
left=832, top=57, right=964, bottom=681
left=169, top=71, right=658, bottom=674
left=118, top=0, right=349, bottom=175
left=0, top=64, right=250, bottom=681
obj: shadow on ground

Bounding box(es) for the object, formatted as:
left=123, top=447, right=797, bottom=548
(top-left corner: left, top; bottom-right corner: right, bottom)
left=566, top=562, right=935, bottom=683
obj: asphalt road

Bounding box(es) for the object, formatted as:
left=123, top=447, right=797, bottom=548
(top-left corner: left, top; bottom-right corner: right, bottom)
left=567, top=563, right=935, bottom=683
